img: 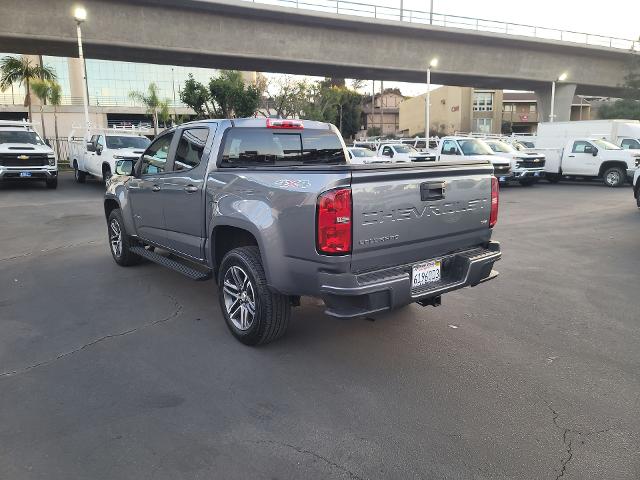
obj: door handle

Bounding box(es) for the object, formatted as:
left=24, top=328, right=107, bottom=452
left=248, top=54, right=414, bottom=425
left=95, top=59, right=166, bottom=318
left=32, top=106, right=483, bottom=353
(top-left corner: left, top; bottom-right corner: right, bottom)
left=420, top=181, right=446, bottom=201
left=184, top=185, right=198, bottom=193
left=152, top=184, right=161, bottom=192
left=567, top=155, right=575, bottom=158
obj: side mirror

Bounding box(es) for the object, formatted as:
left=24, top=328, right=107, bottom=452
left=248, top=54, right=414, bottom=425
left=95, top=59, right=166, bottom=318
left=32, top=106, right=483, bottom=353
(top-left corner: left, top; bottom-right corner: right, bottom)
left=96, top=144, right=103, bottom=156
left=86, top=142, right=95, bottom=152
left=592, top=148, right=598, bottom=156
left=114, top=159, right=134, bottom=176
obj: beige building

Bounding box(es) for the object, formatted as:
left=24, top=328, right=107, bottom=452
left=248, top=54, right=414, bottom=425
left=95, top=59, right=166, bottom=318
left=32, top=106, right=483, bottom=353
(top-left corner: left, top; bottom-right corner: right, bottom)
left=358, top=89, right=404, bottom=138
left=400, top=87, right=503, bottom=137
left=400, top=86, right=593, bottom=136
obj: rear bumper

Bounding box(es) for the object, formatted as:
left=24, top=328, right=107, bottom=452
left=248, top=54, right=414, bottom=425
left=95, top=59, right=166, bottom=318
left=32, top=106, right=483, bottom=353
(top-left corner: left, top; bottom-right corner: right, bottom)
left=0, top=166, right=57, bottom=180
left=319, top=241, right=501, bottom=318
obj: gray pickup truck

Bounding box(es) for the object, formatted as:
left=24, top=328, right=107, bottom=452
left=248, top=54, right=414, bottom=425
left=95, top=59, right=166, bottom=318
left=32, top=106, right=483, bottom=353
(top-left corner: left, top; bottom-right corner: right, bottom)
left=104, top=118, right=501, bottom=345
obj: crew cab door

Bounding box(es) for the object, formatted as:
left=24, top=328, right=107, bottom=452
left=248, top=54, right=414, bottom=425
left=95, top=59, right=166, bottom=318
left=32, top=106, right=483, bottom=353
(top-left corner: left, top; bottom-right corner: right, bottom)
left=127, top=130, right=177, bottom=246
left=563, top=140, right=598, bottom=175
left=160, top=125, right=215, bottom=260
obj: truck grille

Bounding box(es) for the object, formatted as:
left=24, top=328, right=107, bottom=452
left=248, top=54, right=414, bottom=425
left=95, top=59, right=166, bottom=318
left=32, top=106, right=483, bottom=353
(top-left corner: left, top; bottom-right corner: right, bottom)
left=519, top=158, right=545, bottom=169
left=0, top=153, right=49, bottom=167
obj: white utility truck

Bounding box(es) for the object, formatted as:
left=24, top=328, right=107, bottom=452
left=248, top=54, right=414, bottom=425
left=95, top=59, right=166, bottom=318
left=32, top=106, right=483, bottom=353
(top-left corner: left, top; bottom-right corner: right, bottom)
left=377, top=143, right=437, bottom=162
left=537, top=120, right=640, bottom=151
left=69, top=128, right=150, bottom=184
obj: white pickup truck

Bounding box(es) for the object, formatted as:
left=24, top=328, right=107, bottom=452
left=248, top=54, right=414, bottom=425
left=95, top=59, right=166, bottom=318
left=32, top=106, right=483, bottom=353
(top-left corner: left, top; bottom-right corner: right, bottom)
left=377, top=143, right=437, bottom=162
left=436, top=136, right=512, bottom=182
left=483, top=139, right=546, bottom=186
left=70, top=130, right=151, bottom=184
left=537, top=138, right=640, bottom=187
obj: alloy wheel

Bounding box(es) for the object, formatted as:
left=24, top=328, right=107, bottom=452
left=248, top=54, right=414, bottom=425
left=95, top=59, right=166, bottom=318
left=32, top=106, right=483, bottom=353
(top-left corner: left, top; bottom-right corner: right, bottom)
left=222, top=265, right=256, bottom=331
left=109, top=219, right=122, bottom=258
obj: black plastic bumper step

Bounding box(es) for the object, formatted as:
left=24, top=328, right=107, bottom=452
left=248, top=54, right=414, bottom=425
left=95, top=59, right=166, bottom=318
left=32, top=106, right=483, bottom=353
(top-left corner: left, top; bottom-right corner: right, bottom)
left=130, top=246, right=212, bottom=281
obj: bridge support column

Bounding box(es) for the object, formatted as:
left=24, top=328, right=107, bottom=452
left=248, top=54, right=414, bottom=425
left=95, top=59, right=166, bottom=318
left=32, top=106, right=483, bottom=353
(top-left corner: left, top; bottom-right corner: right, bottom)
left=535, top=82, right=576, bottom=123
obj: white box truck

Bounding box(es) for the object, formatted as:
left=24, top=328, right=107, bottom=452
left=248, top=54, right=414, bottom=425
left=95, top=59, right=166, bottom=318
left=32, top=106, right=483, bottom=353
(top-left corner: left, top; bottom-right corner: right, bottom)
left=536, top=120, right=640, bottom=150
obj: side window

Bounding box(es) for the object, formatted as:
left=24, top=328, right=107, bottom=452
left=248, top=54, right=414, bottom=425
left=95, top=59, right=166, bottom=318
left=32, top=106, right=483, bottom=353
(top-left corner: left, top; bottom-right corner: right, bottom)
left=572, top=141, right=592, bottom=154
left=621, top=139, right=639, bottom=150
left=98, top=135, right=106, bottom=148
left=141, top=132, right=175, bottom=175
left=174, top=128, right=210, bottom=171
left=442, top=140, right=459, bottom=155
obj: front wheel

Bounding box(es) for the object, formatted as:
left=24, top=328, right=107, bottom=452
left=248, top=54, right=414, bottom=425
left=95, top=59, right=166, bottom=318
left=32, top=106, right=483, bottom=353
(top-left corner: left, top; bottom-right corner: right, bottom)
left=102, top=165, right=112, bottom=185
left=218, top=246, right=290, bottom=346
left=45, top=177, right=58, bottom=189
left=107, top=209, right=140, bottom=266
left=519, top=178, right=536, bottom=187
left=603, top=167, right=625, bottom=187
left=74, top=162, right=86, bottom=183
left=546, top=174, right=560, bottom=184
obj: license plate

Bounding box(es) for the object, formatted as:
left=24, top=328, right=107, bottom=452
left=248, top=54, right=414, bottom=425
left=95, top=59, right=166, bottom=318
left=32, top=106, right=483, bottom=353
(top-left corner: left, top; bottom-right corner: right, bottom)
left=19, top=172, right=32, bottom=177
left=534, top=172, right=540, bottom=177
left=411, top=260, right=441, bottom=289
left=499, top=176, right=506, bottom=182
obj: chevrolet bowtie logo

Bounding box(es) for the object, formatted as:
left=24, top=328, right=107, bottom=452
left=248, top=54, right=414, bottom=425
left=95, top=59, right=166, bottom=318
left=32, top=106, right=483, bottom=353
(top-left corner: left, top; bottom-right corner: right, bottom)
left=18, top=155, right=29, bottom=160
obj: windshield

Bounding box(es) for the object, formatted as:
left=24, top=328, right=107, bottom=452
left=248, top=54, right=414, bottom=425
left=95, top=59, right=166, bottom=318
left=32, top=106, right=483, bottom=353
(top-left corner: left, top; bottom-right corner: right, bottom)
left=106, top=136, right=151, bottom=149
left=486, top=141, right=515, bottom=153
left=350, top=148, right=376, bottom=158
left=457, top=139, right=493, bottom=155
left=0, top=130, right=45, bottom=145
left=592, top=139, right=621, bottom=150
left=392, top=145, right=417, bottom=154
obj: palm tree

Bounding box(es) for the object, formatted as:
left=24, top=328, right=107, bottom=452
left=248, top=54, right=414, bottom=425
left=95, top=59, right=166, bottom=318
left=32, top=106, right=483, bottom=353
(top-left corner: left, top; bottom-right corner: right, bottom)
left=129, top=83, right=170, bottom=136
left=0, top=56, right=56, bottom=123
left=31, top=79, right=63, bottom=158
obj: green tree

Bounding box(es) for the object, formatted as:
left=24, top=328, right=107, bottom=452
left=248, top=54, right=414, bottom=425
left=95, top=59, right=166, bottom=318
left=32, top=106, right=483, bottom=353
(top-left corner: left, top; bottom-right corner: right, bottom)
left=129, top=82, right=171, bottom=136
left=30, top=79, right=50, bottom=140
left=180, top=74, right=211, bottom=119
left=208, top=70, right=260, bottom=118
left=599, top=53, right=640, bottom=120
left=366, top=126, right=381, bottom=137
left=0, top=56, right=56, bottom=123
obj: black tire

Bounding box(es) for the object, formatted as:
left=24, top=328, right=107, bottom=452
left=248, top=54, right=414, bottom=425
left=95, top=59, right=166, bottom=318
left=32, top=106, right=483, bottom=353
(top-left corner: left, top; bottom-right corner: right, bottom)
left=107, top=209, right=140, bottom=266
left=546, top=174, right=560, bottom=184
left=603, top=167, right=626, bottom=187
left=519, top=178, right=536, bottom=187
left=636, top=188, right=640, bottom=209
left=102, top=165, right=112, bottom=184
left=218, top=246, right=290, bottom=346
left=74, top=161, right=86, bottom=183
left=45, top=177, right=58, bottom=189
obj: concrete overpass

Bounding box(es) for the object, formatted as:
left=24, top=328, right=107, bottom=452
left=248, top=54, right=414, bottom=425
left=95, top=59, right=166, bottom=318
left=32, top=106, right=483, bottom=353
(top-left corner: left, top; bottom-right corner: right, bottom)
left=1, top=0, right=635, bottom=121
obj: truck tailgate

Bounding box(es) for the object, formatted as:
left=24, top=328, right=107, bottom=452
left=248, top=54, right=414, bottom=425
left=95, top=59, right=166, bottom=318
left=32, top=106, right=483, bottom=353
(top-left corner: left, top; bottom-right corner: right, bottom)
left=350, top=162, right=494, bottom=273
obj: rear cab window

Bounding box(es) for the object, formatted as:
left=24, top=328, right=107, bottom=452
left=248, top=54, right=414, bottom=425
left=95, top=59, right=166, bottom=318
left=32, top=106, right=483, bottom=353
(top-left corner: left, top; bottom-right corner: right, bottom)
left=219, top=128, right=346, bottom=167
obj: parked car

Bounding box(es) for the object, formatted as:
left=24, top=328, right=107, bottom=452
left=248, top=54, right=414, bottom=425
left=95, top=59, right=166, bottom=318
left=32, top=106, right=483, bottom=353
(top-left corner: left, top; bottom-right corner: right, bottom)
left=537, top=138, right=640, bottom=187
left=436, top=136, right=512, bottom=182
left=0, top=120, right=57, bottom=188
left=483, top=139, right=545, bottom=186
left=69, top=129, right=150, bottom=184
left=105, top=118, right=501, bottom=345
left=377, top=143, right=437, bottom=162
left=347, top=147, right=391, bottom=164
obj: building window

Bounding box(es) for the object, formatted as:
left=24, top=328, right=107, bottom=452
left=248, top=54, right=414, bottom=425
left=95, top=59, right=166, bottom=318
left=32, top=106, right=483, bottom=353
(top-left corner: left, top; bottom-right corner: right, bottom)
left=529, top=104, right=537, bottom=112
left=473, top=118, right=493, bottom=133
left=473, top=92, right=494, bottom=111
left=503, top=104, right=514, bottom=112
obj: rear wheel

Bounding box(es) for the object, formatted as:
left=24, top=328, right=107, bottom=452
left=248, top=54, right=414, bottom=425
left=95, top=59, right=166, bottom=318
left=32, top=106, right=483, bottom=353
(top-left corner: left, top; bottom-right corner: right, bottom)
left=74, top=161, right=86, bottom=183
left=603, top=167, right=625, bottom=187
left=107, top=209, right=140, bottom=266
left=218, top=246, right=290, bottom=346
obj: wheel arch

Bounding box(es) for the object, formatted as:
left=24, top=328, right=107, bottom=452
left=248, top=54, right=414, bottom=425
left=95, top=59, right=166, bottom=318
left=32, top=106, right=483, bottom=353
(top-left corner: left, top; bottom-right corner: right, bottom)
left=104, top=198, right=120, bottom=221
left=598, top=161, right=627, bottom=178
left=210, top=224, right=265, bottom=281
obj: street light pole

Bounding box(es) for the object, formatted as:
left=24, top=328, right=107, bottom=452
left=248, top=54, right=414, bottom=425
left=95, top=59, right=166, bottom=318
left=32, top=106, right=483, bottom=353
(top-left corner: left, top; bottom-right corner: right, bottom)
left=425, top=58, right=438, bottom=138
left=74, top=6, right=90, bottom=141
left=430, top=0, right=434, bottom=25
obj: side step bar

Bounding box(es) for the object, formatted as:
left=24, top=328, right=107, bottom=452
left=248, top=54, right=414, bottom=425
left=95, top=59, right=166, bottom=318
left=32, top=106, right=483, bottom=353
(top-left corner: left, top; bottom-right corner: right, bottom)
left=130, top=246, right=212, bottom=281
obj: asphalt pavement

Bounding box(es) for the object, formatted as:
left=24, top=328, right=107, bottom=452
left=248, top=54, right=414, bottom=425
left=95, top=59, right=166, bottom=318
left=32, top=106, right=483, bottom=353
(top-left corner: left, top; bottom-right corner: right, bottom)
left=1, top=173, right=639, bottom=479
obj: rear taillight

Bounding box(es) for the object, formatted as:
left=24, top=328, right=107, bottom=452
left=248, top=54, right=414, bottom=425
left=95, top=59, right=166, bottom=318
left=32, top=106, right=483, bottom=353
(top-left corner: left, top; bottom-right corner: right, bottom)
left=266, top=118, right=304, bottom=129
left=317, top=188, right=352, bottom=254
left=490, top=176, right=499, bottom=228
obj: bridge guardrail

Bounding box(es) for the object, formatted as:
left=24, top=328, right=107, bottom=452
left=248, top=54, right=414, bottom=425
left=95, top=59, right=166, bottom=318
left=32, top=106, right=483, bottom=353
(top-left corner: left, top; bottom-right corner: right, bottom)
left=244, top=0, right=639, bottom=52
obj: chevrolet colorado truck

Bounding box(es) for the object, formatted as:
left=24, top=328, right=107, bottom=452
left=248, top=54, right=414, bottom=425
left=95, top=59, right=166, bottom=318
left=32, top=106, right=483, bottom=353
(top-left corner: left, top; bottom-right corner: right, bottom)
left=104, top=118, right=501, bottom=345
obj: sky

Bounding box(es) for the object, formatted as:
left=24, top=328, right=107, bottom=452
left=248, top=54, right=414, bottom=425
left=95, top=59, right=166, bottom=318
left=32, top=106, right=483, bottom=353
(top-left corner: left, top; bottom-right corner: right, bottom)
left=262, top=0, right=639, bottom=97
